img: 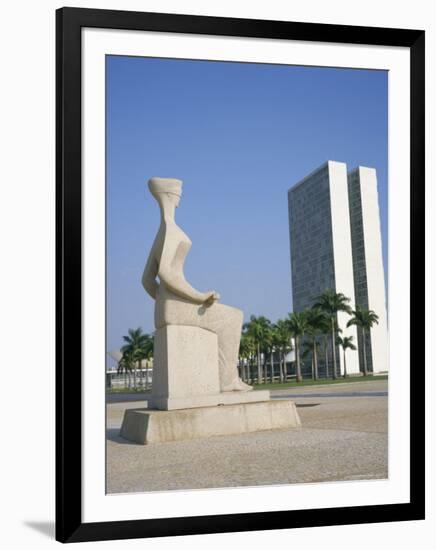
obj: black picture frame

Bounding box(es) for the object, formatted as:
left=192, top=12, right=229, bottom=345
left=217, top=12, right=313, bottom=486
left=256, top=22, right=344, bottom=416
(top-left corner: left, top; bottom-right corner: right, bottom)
left=56, top=6, right=425, bottom=543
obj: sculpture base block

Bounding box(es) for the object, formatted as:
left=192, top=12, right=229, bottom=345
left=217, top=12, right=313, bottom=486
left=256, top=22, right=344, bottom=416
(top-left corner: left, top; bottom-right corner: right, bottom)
left=120, top=399, right=301, bottom=444
left=148, top=389, right=270, bottom=411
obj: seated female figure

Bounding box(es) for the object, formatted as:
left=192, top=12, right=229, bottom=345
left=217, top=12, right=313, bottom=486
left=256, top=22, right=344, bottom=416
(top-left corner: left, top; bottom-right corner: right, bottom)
left=142, top=177, right=251, bottom=392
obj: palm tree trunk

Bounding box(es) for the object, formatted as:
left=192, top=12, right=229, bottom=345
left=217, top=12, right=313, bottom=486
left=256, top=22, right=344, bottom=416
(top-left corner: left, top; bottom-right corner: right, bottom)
left=313, top=339, right=319, bottom=380
left=310, top=337, right=314, bottom=380
left=331, top=319, right=337, bottom=379
left=362, top=327, right=368, bottom=376
left=139, top=360, right=143, bottom=388
left=270, top=351, right=274, bottom=383
left=257, top=343, right=261, bottom=384
left=296, top=337, right=302, bottom=382
left=343, top=349, right=347, bottom=378
left=324, top=336, right=329, bottom=379
left=264, top=351, right=268, bottom=384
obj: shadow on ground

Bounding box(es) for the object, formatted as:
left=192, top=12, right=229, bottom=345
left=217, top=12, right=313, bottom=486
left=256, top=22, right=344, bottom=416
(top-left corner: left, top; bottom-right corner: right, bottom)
left=106, top=428, right=139, bottom=445
left=24, top=521, right=54, bottom=538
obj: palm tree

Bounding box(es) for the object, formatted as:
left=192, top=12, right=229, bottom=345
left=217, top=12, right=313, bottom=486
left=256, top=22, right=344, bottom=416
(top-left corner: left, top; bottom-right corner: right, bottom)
left=336, top=335, right=357, bottom=378
left=244, top=315, right=271, bottom=384
left=305, top=307, right=328, bottom=380
left=239, top=333, right=255, bottom=383
left=268, top=326, right=278, bottom=383
left=319, top=332, right=329, bottom=378
left=313, top=290, right=352, bottom=379
left=302, top=339, right=320, bottom=380
left=247, top=337, right=257, bottom=384
left=347, top=306, right=379, bottom=376
left=117, top=351, right=133, bottom=388
left=142, top=334, right=154, bottom=389
left=121, top=327, right=151, bottom=389
left=272, top=319, right=293, bottom=382
left=238, top=335, right=245, bottom=380
left=263, top=325, right=275, bottom=383
left=286, top=311, right=308, bottom=382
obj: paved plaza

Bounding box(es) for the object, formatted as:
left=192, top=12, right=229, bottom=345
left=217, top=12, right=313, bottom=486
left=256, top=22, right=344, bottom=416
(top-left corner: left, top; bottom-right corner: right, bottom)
left=106, top=379, right=388, bottom=494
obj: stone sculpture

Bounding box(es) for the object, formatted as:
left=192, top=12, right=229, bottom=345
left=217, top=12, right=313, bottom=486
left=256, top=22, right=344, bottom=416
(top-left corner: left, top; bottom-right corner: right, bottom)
left=119, top=177, right=300, bottom=443
left=142, top=177, right=252, bottom=394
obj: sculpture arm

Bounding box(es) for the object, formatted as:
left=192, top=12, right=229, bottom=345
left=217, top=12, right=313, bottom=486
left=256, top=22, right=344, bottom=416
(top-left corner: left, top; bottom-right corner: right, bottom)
left=158, top=267, right=208, bottom=304
left=158, top=239, right=209, bottom=304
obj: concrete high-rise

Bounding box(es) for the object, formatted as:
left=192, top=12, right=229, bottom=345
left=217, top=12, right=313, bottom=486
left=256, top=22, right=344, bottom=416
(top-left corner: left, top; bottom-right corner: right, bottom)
left=287, top=161, right=388, bottom=376
left=347, top=167, right=388, bottom=374
left=288, top=161, right=359, bottom=376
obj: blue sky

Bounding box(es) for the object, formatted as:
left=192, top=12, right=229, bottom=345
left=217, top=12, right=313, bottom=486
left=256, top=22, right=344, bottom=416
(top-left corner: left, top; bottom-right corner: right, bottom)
left=106, top=55, right=388, bottom=356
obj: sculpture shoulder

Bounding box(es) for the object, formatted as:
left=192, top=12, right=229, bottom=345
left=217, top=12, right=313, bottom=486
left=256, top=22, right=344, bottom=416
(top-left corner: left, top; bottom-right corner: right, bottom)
left=160, top=222, right=191, bottom=246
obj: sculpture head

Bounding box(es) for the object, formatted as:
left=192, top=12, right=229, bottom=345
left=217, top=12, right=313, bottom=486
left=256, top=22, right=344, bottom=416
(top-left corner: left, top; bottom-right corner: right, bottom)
left=148, top=177, right=182, bottom=209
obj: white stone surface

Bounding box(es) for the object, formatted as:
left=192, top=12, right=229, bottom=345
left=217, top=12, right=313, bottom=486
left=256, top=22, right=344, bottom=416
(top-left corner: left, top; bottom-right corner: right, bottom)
left=148, top=389, right=271, bottom=411
left=148, top=321, right=270, bottom=410
left=131, top=177, right=288, bottom=439
left=149, top=325, right=220, bottom=411
left=120, top=400, right=301, bottom=444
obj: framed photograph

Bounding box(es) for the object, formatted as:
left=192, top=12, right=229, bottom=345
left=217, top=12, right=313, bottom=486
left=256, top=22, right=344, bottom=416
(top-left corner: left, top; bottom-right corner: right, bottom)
left=56, top=7, right=425, bottom=543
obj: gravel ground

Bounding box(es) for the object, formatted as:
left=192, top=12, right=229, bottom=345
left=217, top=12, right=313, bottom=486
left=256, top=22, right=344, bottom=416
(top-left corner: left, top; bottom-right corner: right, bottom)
left=106, top=379, right=388, bottom=494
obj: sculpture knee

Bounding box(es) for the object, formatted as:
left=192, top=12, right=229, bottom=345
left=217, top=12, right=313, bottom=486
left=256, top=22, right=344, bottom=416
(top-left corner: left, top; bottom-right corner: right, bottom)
left=221, top=304, right=243, bottom=325
left=232, top=308, right=243, bottom=329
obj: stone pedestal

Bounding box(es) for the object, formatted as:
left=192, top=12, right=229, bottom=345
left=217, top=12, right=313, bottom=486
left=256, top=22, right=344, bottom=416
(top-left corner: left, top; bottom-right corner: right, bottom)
left=148, top=325, right=270, bottom=410
left=120, top=399, right=301, bottom=444
left=120, top=324, right=299, bottom=445
left=149, top=325, right=219, bottom=410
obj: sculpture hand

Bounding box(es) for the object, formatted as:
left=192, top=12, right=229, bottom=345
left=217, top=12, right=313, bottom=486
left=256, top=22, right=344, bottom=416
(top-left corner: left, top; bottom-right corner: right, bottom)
left=203, top=291, right=220, bottom=306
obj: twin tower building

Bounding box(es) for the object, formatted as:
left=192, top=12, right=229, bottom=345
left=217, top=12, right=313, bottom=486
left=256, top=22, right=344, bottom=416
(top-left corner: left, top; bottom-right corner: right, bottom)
left=288, top=161, right=388, bottom=376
